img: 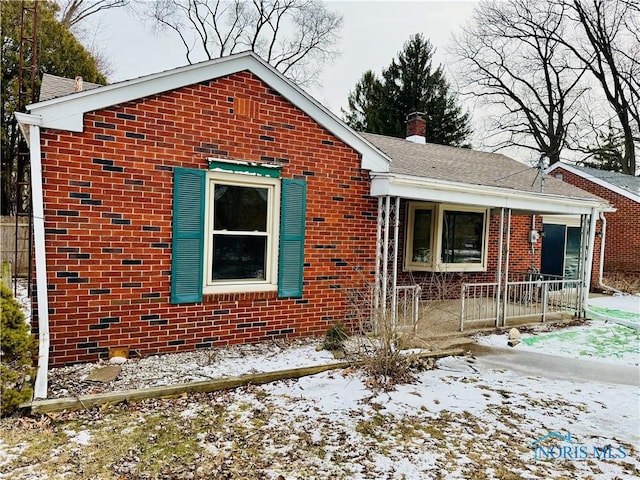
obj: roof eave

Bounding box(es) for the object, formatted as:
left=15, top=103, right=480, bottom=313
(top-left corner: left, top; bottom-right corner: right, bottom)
left=370, top=173, right=612, bottom=215
left=547, top=162, right=640, bottom=204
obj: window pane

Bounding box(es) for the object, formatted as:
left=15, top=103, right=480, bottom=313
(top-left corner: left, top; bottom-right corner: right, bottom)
left=214, top=184, right=268, bottom=232
left=212, top=234, right=267, bottom=280
left=412, top=209, right=432, bottom=263
left=564, top=227, right=581, bottom=279
left=441, top=211, right=484, bottom=263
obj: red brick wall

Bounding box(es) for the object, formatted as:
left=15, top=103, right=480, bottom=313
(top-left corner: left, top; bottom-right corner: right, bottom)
left=37, top=72, right=378, bottom=366
left=552, top=168, right=640, bottom=274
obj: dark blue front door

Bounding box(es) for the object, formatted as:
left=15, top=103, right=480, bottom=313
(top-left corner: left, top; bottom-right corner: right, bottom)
left=541, top=224, right=566, bottom=278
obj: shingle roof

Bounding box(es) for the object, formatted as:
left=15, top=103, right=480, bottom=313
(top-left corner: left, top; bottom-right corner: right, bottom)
left=361, top=132, right=600, bottom=201
left=566, top=164, right=640, bottom=198
left=39, top=73, right=103, bottom=102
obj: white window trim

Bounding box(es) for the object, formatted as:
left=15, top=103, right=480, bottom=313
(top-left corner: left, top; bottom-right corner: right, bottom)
left=203, top=171, right=281, bottom=295
left=404, top=202, right=490, bottom=273
left=404, top=203, right=436, bottom=271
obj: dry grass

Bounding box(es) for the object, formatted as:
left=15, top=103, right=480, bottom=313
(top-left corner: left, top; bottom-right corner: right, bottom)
left=602, top=271, right=640, bottom=294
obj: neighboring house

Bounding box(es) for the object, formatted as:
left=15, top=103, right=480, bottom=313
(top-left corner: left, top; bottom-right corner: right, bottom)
left=16, top=52, right=609, bottom=398
left=546, top=163, right=640, bottom=276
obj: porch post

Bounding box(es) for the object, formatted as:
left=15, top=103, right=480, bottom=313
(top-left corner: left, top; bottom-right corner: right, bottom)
left=391, top=196, right=400, bottom=328
left=495, top=208, right=505, bottom=327
left=502, top=208, right=512, bottom=327
left=374, top=197, right=383, bottom=317
left=382, top=196, right=391, bottom=325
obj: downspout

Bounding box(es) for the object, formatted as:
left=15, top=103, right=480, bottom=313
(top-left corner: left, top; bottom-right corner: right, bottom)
left=29, top=123, right=50, bottom=399
left=596, top=212, right=623, bottom=295
left=15, top=113, right=51, bottom=399
left=583, top=208, right=598, bottom=313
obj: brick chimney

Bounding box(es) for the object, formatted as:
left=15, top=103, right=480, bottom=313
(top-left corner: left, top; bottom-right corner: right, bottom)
left=406, top=112, right=426, bottom=144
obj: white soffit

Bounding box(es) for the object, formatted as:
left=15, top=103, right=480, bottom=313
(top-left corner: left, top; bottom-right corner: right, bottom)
left=370, top=174, right=609, bottom=215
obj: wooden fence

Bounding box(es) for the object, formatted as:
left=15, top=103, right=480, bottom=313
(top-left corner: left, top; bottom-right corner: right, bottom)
left=1, top=216, right=30, bottom=276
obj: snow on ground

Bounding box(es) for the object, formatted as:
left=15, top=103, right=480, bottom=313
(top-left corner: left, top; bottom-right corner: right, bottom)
left=47, top=337, right=345, bottom=397
left=2, top=289, right=639, bottom=478
left=258, top=356, right=639, bottom=478
left=588, top=293, right=640, bottom=313
left=477, top=294, right=640, bottom=367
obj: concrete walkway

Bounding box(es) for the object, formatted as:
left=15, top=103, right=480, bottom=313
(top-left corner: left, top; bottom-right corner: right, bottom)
left=469, top=344, right=640, bottom=387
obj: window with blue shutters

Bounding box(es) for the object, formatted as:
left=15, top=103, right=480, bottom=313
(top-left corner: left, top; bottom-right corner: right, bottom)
left=171, top=168, right=206, bottom=304
left=278, top=179, right=306, bottom=298
left=171, top=162, right=306, bottom=301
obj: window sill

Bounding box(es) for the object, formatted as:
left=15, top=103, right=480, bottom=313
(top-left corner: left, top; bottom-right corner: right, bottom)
left=203, top=283, right=278, bottom=295
left=203, top=288, right=278, bottom=303
left=405, top=263, right=486, bottom=273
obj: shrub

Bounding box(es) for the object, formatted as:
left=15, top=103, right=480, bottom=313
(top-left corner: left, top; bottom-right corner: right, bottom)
left=1, top=285, right=37, bottom=416
left=322, top=322, right=349, bottom=352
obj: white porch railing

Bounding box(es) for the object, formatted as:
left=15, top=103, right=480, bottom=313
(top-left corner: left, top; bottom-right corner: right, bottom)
left=394, top=285, right=422, bottom=332
left=460, top=282, right=499, bottom=329
left=460, top=277, right=584, bottom=331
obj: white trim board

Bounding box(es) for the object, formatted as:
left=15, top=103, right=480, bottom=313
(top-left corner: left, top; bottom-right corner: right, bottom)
left=370, top=173, right=610, bottom=215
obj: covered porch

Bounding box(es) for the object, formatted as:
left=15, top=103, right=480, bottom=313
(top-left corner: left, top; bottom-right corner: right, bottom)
left=370, top=194, right=605, bottom=340
left=358, top=132, right=611, bottom=342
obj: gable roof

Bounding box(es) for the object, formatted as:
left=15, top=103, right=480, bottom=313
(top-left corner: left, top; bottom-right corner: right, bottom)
left=547, top=162, right=640, bottom=203
left=362, top=133, right=608, bottom=214
left=19, top=51, right=389, bottom=172
left=16, top=52, right=610, bottom=215
left=39, top=73, right=102, bottom=101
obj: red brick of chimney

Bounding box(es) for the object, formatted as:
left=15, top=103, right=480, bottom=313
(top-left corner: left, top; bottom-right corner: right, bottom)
left=406, top=112, right=426, bottom=144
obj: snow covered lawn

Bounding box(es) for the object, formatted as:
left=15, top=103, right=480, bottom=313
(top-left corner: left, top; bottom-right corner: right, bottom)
left=1, top=354, right=639, bottom=478
left=1, top=290, right=638, bottom=479
left=477, top=294, right=640, bottom=367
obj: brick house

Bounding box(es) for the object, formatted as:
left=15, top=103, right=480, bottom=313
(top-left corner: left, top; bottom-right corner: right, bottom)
left=546, top=163, right=640, bottom=276
left=16, top=52, right=609, bottom=398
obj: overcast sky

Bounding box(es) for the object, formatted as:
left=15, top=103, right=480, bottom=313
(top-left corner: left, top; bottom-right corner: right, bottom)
left=92, top=1, right=477, bottom=118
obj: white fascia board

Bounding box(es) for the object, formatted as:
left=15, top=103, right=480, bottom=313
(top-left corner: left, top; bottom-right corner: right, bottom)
left=542, top=215, right=583, bottom=227
left=370, top=174, right=610, bottom=215
left=547, top=162, right=640, bottom=204
left=26, top=52, right=390, bottom=172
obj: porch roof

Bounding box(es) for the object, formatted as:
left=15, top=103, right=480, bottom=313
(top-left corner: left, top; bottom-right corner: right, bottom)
left=362, top=133, right=611, bottom=215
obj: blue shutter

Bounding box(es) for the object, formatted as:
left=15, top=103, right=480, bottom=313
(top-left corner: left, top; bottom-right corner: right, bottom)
left=278, top=179, right=306, bottom=298
left=171, top=168, right=205, bottom=304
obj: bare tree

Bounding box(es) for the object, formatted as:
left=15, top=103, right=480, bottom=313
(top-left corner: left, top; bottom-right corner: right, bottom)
left=453, top=0, right=588, bottom=165
left=141, top=0, right=342, bottom=87
left=553, top=0, right=639, bottom=174
left=54, top=1, right=130, bottom=78
left=57, top=0, right=129, bottom=28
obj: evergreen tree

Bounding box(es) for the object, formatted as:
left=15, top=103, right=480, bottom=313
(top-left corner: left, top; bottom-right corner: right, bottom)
left=1, top=0, right=107, bottom=215
left=344, top=34, right=472, bottom=147
left=582, top=124, right=626, bottom=173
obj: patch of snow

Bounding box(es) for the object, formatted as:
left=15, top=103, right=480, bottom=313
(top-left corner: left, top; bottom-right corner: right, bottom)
left=63, top=429, right=92, bottom=446
left=588, top=294, right=640, bottom=314
left=180, top=408, right=198, bottom=419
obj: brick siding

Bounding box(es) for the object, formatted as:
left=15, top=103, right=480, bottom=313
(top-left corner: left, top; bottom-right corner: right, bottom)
left=36, top=72, right=378, bottom=366
left=552, top=168, right=639, bottom=274
left=35, top=71, right=585, bottom=366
